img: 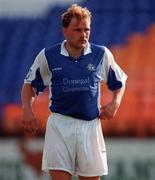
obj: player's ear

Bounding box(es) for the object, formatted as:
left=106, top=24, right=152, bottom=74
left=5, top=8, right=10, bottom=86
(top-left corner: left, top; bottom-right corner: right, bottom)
left=62, top=27, right=67, bottom=37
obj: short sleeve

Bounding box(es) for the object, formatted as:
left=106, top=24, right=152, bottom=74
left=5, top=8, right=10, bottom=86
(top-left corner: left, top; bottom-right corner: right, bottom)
left=24, top=49, right=52, bottom=95
left=100, top=47, right=127, bottom=90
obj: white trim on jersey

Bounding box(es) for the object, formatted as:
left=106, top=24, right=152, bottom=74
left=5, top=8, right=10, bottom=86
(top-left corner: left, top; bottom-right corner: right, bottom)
left=101, top=46, right=127, bottom=85
left=60, top=40, right=92, bottom=56
left=24, top=49, right=52, bottom=86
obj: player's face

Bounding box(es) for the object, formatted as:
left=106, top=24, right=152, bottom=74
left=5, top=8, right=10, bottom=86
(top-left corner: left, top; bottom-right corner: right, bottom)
left=63, top=17, right=90, bottom=50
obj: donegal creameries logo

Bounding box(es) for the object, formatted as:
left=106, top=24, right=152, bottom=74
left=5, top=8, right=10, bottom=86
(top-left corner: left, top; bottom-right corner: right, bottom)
left=62, top=77, right=90, bottom=92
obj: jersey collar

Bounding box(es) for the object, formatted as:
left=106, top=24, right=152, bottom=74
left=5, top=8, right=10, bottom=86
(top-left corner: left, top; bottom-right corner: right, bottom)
left=60, top=40, right=91, bottom=57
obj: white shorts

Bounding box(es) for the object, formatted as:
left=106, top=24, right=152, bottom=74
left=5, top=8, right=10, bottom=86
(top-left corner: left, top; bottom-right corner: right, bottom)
left=42, top=113, right=108, bottom=177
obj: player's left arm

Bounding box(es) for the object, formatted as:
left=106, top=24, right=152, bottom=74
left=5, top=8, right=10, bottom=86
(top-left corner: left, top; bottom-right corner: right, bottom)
left=100, top=46, right=127, bottom=120
left=100, top=85, right=125, bottom=120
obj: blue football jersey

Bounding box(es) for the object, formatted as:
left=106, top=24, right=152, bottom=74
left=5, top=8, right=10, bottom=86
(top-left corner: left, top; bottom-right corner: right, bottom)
left=24, top=41, right=127, bottom=120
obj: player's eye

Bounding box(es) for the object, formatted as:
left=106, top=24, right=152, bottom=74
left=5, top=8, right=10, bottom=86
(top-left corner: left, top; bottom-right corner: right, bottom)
left=75, top=29, right=81, bottom=32
left=85, top=28, right=90, bottom=32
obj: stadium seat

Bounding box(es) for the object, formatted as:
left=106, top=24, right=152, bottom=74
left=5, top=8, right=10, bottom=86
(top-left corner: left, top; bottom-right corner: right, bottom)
left=2, top=104, right=22, bottom=135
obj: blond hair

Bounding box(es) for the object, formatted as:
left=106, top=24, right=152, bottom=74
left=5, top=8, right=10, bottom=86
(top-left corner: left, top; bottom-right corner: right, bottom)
left=62, top=4, right=91, bottom=28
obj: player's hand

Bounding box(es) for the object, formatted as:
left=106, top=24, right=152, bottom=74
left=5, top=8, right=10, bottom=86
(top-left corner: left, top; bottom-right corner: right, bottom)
left=99, top=101, right=120, bottom=120
left=21, top=108, right=38, bottom=135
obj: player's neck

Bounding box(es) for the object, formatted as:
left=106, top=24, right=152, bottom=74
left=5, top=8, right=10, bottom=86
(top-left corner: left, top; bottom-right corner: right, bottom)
left=65, top=42, right=83, bottom=59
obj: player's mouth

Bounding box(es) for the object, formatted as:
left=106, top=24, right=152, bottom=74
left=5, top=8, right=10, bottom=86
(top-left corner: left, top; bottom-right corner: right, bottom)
left=79, top=39, right=87, bottom=44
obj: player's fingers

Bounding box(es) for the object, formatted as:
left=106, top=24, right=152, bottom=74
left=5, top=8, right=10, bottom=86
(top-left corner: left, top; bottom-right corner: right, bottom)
left=21, top=119, right=38, bottom=135
left=24, top=126, right=37, bottom=136
left=100, top=109, right=111, bottom=120
left=99, top=111, right=107, bottom=120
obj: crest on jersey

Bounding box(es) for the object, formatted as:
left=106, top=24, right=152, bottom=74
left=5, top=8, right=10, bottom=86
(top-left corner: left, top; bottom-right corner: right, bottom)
left=87, top=63, right=95, bottom=71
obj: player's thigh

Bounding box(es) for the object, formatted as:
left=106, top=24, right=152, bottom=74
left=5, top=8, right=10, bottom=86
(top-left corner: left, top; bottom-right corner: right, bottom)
left=49, top=170, right=72, bottom=180
left=78, top=176, right=100, bottom=180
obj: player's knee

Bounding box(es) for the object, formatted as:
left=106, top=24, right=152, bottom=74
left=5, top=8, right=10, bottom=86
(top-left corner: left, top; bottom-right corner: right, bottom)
left=78, top=175, right=100, bottom=180
left=49, top=170, right=72, bottom=180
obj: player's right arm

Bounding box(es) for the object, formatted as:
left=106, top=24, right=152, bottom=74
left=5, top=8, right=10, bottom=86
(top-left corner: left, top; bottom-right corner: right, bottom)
left=21, top=83, right=38, bottom=135
left=21, top=49, right=51, bottom=135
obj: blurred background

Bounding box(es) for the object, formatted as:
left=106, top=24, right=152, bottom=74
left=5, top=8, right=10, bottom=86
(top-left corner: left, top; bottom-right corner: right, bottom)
left=0, top=0, right=155, bottom=179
